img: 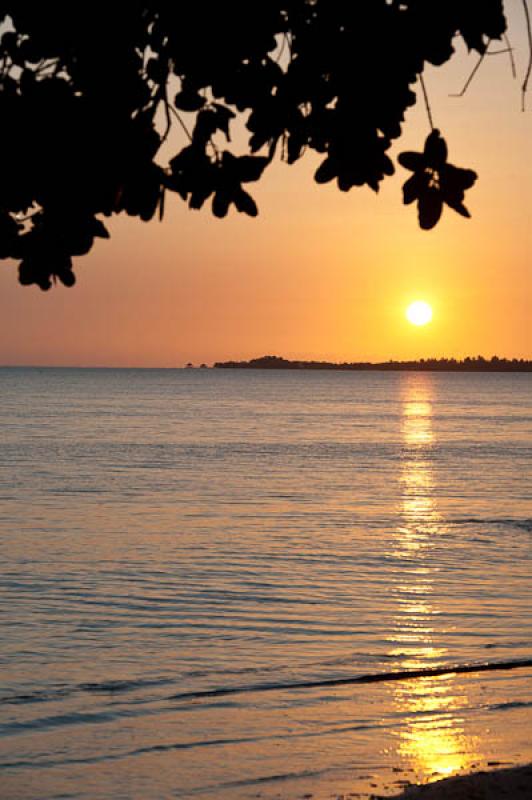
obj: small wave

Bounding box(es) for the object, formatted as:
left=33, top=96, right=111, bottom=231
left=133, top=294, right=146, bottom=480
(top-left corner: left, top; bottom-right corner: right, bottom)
left=183, top=651, right=378, bottom=680
left=0, top=733, right=274, bottom=770
left=79, top=677, right=173, bottom=694
left=488, top=700, right=532, bottom=712
left=0, top=709, right=120, bottom=736
left=169, top=659, right=532, bottom=703
left=0, top=720, right=382, bottom=771
left=0, top=676, right=174, bottom=707
left=450, top=517, right=532, bottom=533
left=189, top=765, right=335, bottom=796
left=0, top=687, right=71, bottom=706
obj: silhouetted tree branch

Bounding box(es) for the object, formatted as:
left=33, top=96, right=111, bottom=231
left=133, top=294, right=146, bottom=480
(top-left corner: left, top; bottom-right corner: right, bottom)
left=0, top=1, right=515, bottom=289
left=522, top=0, right=532, bottom=109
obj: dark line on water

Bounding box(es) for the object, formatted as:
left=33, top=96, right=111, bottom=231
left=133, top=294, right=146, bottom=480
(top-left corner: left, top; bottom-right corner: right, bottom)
left=171, top=659, right=532, bottom=702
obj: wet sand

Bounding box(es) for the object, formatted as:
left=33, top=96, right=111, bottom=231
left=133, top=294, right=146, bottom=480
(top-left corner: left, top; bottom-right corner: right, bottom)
left=383, top=763, right=532, bottom=799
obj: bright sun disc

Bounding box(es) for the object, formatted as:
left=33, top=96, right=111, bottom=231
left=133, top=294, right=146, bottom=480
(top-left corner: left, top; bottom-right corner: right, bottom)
left=406, top=301, right=433, bottom=326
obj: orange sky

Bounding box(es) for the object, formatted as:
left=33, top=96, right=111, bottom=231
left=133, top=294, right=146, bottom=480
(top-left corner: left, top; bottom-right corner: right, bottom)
left=1, top=6, right=530, bottom=366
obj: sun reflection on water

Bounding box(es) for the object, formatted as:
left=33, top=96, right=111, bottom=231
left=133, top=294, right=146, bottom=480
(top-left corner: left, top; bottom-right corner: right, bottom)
left=388, top=375, right=482, bottom=781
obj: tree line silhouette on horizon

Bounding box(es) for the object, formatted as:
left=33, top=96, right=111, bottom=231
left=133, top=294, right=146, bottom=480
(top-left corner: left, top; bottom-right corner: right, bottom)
left=1, top=2, right=526, bottom=290
left=214, top=354, right=532, bottom=372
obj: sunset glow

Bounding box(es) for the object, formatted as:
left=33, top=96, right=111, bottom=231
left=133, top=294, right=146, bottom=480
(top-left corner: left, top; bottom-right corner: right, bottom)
left=406, top=301, right=433, bottom=327
left=0, top=6, right=530, bottom=367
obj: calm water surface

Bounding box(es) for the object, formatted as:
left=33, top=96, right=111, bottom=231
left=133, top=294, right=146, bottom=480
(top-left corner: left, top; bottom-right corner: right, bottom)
left=0, top=368, right=531, bottom=799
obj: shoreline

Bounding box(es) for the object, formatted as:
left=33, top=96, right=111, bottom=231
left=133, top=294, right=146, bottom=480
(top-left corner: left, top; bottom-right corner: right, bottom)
left=382, top=763, right=532, bottom=799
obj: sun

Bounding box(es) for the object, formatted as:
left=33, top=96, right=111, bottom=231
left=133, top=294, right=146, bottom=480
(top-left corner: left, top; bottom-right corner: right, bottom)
left=406, top=301, right=433, bottom=326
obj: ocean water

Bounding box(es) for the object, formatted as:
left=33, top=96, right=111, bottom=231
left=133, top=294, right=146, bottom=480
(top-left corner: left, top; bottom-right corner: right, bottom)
left=0, top=367, right=530, bottom=800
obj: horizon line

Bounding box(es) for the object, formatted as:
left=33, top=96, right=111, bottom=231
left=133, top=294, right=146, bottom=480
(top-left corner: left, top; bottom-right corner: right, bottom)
left=1, top=354, right=531, bottom=370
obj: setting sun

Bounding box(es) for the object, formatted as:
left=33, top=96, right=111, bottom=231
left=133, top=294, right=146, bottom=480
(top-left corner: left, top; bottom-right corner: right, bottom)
left=406, top=301, right=433, bottom=326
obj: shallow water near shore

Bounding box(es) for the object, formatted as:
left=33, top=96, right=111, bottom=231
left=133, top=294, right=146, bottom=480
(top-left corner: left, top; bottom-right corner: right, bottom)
left=0, top=367, right=531, bottom=799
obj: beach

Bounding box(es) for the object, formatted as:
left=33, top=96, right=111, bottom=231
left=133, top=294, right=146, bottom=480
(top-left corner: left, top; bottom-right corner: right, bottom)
left=386, top=763, right=532, bottom=799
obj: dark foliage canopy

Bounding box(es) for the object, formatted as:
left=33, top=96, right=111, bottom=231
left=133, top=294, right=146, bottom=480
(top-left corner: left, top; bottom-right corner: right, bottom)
left=0, top=2, right=507, bottom=289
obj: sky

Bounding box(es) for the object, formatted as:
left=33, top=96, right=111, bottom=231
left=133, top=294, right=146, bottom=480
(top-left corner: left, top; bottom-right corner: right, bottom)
left=0, top=2, right=531, bottom=367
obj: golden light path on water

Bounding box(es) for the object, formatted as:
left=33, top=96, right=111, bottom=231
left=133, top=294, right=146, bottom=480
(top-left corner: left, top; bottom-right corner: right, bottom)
left=388, top=375, right=482, bottom=781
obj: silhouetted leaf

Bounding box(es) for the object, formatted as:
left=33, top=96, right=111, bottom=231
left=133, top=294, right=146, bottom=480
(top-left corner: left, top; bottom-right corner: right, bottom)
left=146, top=57, right=166, bottom=84
left=398, top=152, right=424, bottom=171
left=403, top=173, right=425, bottom=205
left=444, top=164, right=477, bottom=191
left=418, top=189, right=443, bottom=230
left=399, top=131, right=477, bottom=227
left=211, top=104, right=236, bottom=139
left=174, top=89, right=205, bottom=111
left=314, top=157, right=338, bottom=184
left=286, top=129, right=306, bottom=164
left=189, top=185, right=213, bottom=209
left=444, top=197, right=470, bottom=218
left=233, top=188, right=258, bottom=216
left=193, top=109, right=219, bottom=143
left=92, top=218, right=110, bottom=239
left=424, top=129, right=447, bottom=168
left=59, top=268, right=76, bottom=287
left=212, top=190, right=231, bottom=218
left=193, top=105, right=236, bottom=144
left=235, top=156, right=269, bottom=183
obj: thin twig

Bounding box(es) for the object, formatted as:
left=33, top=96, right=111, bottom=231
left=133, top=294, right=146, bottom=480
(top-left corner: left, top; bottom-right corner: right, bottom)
left=451, top=34, right=518, bottom=99
left=419, top=73, right=434, bottom=130
left=522, top=0, right=532, bottom=111
left=286, top=31, right=293, bottom=61
left=267, top=135, right=279, bottom=164
left=503, top=33, right=517, bottom=79
left=158, top=78, right=172, bottom=145
left=486, top=47, right=513, bottom=56
left=168, top=103, right=193, bottom=142
left=275, top=32, right=288, bottom=65
left=155, top=62, right=173, bottom=145
left=161, top=98, right=172, bottom=145
left=449, top=41, right=490, bottom=98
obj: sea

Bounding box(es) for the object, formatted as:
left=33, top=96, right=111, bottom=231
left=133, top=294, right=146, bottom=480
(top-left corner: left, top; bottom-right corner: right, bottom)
left=0, top=367, right=531, bottom=800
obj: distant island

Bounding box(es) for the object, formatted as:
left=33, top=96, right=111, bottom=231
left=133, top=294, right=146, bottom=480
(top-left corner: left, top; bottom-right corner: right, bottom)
left=214, top=355, right=532, bottom=372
